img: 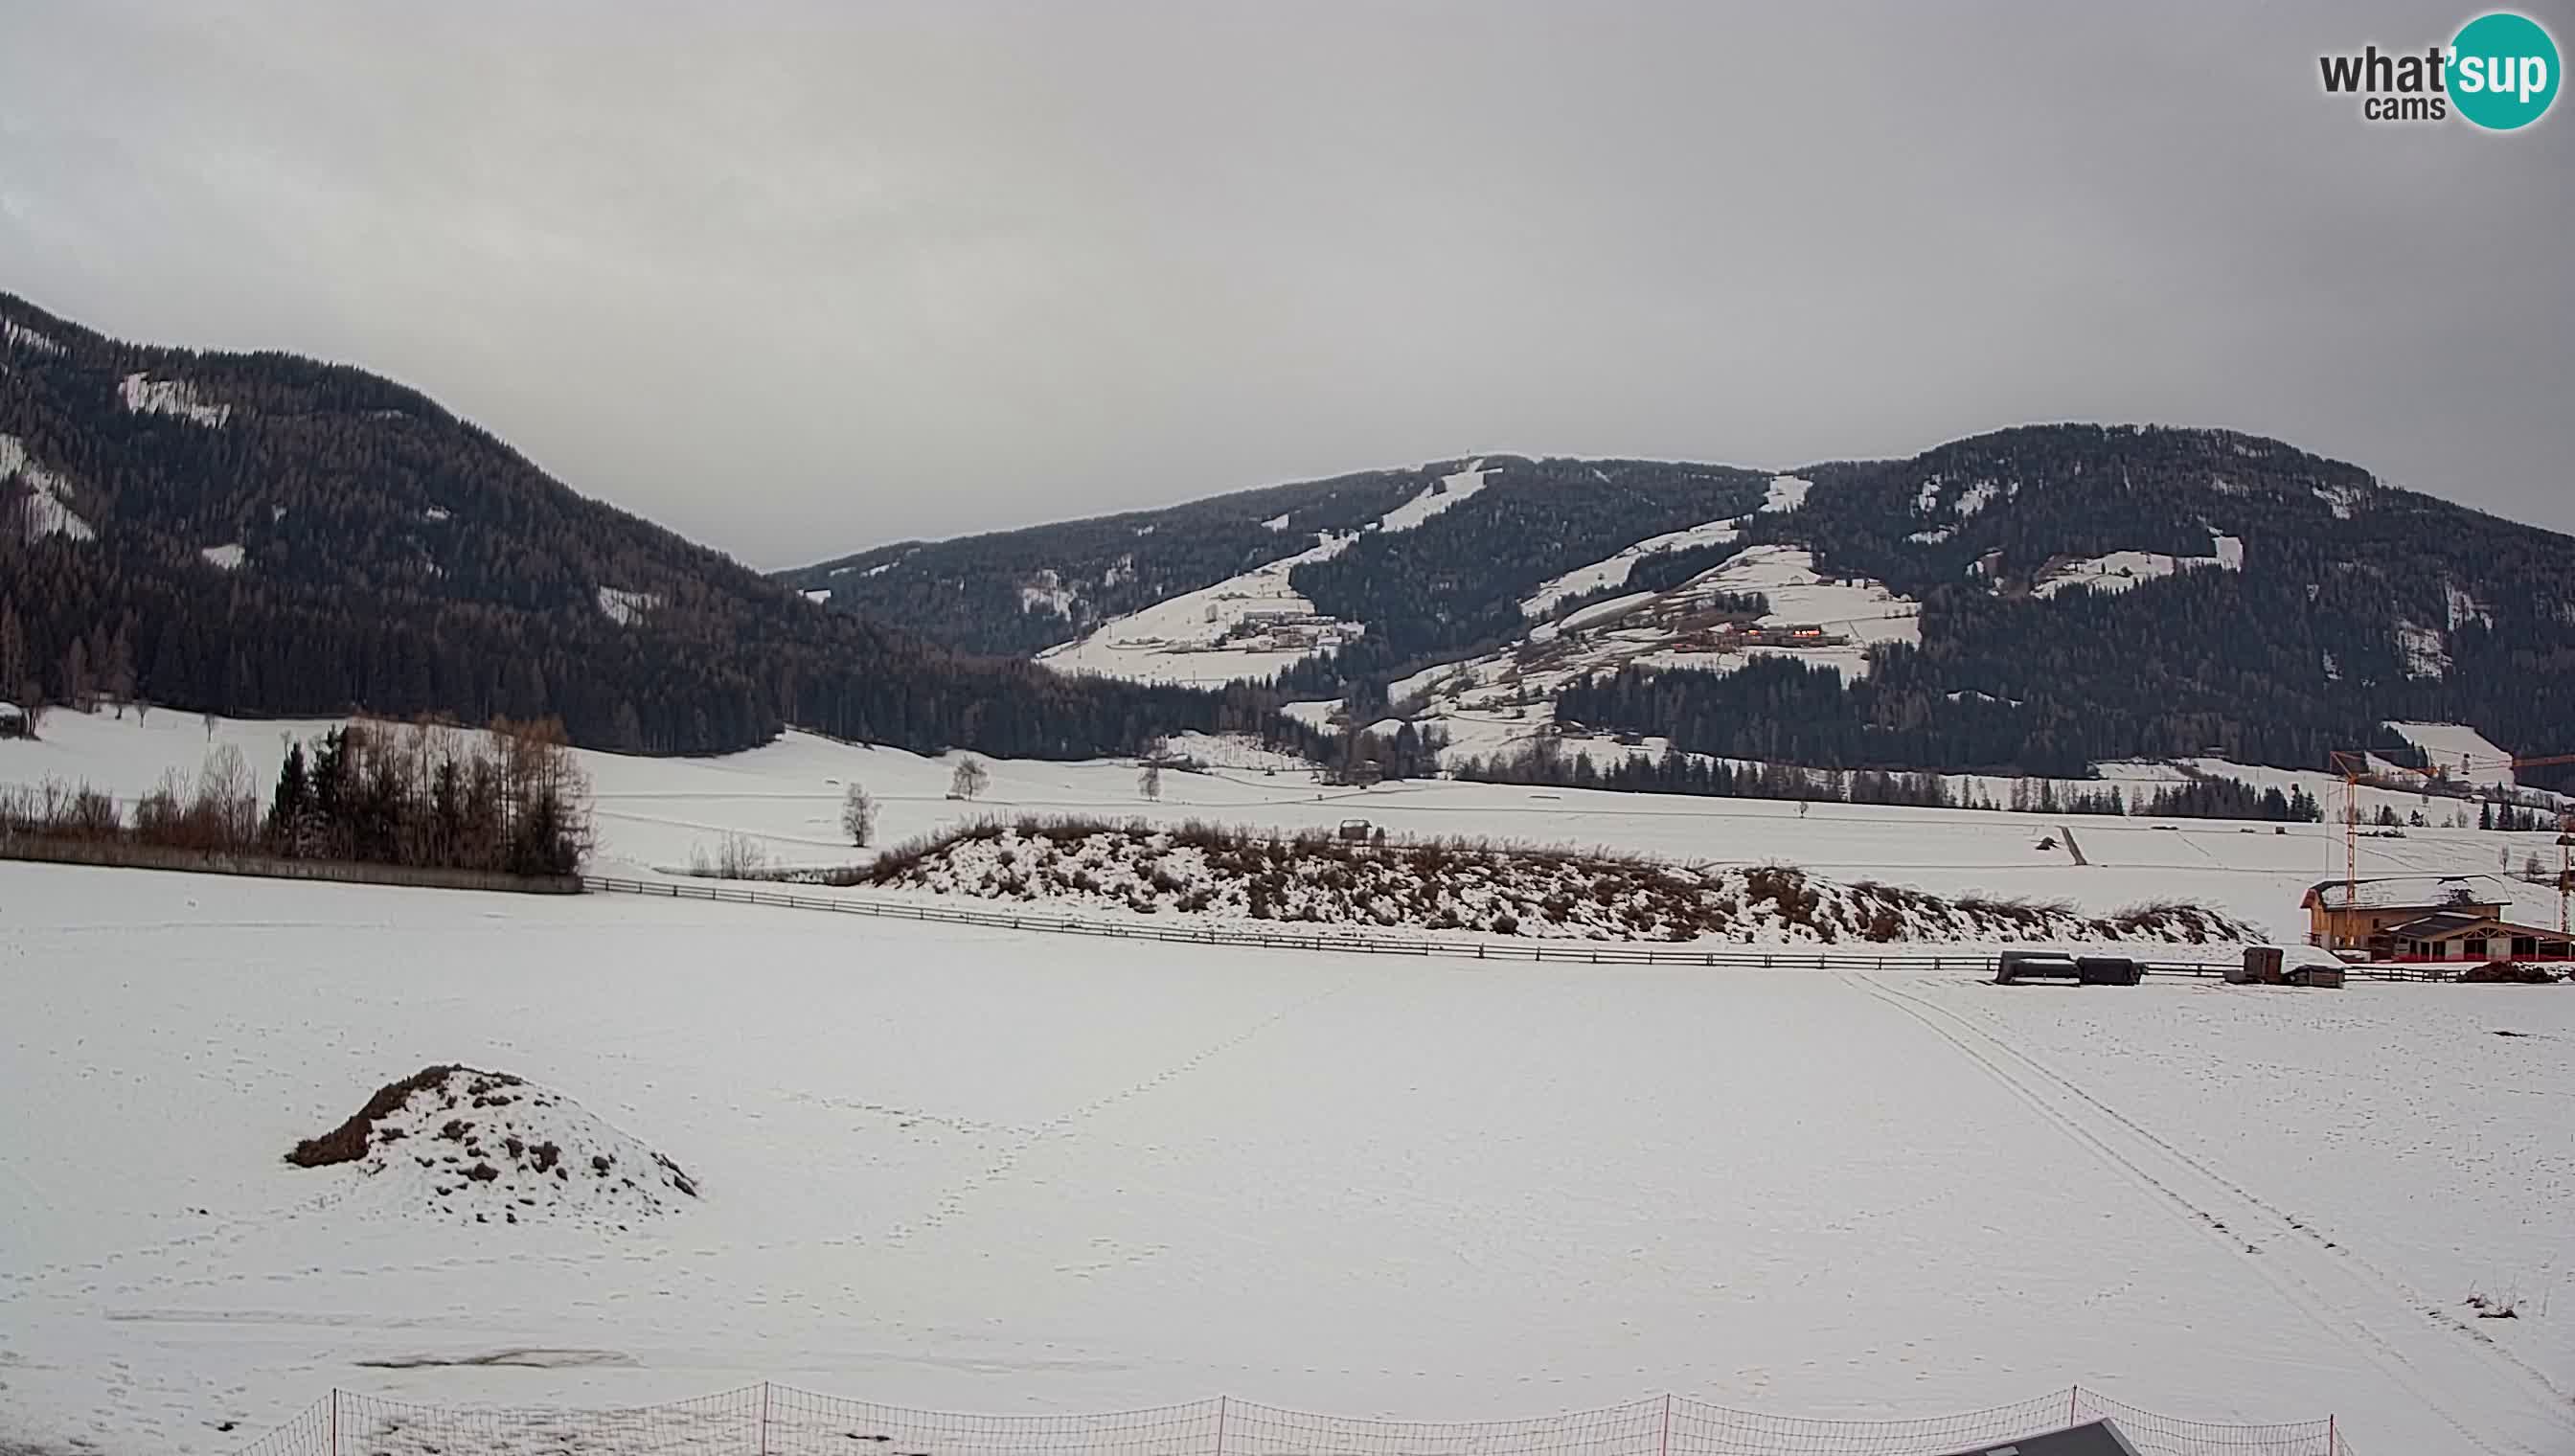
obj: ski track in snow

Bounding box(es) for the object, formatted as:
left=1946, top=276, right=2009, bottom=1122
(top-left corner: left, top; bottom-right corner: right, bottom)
left=1857, top=976, right=2575, bottom=1455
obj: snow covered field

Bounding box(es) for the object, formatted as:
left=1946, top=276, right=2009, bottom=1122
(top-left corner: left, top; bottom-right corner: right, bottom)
left=7, top=708, right=2569, bottom=944
left=2, top=863, right=2569, bottom=1456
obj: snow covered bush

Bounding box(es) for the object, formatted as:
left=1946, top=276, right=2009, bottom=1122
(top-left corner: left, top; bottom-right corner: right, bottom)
left=863, top=817, right=2258, bottom=945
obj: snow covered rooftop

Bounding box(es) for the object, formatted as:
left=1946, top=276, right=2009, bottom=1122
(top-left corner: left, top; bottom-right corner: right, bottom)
left=2303, top=874, right=2508, bottom=911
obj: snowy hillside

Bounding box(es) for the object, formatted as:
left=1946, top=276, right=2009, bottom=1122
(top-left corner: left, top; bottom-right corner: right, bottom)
left=782, top=424, right=2575, bottom=806
left=1375, top=460, right=1492, bottom=533
left=2031, top=534, right=2245, bottom=598
left=1393, top=541, right=1923, bottom=758
left=1034, top=462, right=1508, bottom=686
left=2387, top=721, right=2517, bottom=786
left=1517, top=515, right=1745, bottom=618
left=1, top=431, right=96, bottom=542
left=1036, top=531, right=1362, bottom=685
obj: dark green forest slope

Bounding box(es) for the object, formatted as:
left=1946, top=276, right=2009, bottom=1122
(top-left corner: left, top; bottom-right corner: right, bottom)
left=0, top=293, right=1266, bottom=757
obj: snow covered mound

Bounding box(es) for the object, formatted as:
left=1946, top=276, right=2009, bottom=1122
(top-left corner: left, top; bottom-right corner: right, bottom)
left=287, top=1066, right=697, bottom=1229
left=867, top=820, right=2257, bottom=944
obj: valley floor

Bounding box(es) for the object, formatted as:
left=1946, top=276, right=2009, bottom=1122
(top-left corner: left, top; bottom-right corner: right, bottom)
left=10, top=709, right=2571, bottom=945
left=2, top=865, right=2570, bottom=1456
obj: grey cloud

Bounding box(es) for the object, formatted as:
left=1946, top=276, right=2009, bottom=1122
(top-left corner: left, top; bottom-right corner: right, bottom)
left=3, top=0, right=2569, bottom=567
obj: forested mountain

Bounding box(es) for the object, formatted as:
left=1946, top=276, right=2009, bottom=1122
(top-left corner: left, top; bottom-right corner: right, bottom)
left=0, top=294, right=1265, bottom=757
left=1658, top=424, right=2575, bottom=786
left=783, top=455, right=1771, bottom=677
left=780, top=467, right=1438, bottom=656
left=19, top=284, right=2559, bottom=784
left=802, top=423, right=2575, bottom=788
left=1277, top=459, right=1771, bottom=690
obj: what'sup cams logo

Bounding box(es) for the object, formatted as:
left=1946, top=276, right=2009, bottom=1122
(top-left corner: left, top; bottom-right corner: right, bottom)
left=2319, top=11, right=2559, bottom=128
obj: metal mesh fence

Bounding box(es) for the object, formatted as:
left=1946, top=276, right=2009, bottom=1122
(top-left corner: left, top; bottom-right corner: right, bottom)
left=335, top=1386, right=764, bottom=1456
left=230, top=1394, right=335, bottom=1456
left=231, top=1386, right=2353, bottom=1456
left=2073, top=1388, right=2344, bottom=1456
left=767, top=1389, right=1223, bottom=1456
left=1224, top=1395, right=1664, bottom=1456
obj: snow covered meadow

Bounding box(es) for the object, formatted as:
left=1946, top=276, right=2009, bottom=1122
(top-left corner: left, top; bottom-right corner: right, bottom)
left=9, top=706, right=2568, bottom=945
left=1, top=863, right=2570, bottom=1456
left=6, top=710, right=2575, bottom=1456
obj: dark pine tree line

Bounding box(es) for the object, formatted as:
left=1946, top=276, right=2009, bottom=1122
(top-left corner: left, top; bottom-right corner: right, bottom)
left=1451, top=734, right=2326, bottom=823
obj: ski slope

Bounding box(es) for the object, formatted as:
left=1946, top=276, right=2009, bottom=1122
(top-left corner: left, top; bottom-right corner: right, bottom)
left=1032, top=533, right=1360, bottom=685
left=1, top=863, right=2569, bottom=1456
left=1034, top=463, right=1494, bottom=687
left=1517, top=516, right=1744, bottom=619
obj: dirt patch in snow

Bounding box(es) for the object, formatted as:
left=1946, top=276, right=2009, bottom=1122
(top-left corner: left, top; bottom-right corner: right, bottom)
left=354, top=1348, right=638, bottom=1370
left=864, top=818, right=2257, bottom=945
left=288, top=1066, right=697, bottom=1228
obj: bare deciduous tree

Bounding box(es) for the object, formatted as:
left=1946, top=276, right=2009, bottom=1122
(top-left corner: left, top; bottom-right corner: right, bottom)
left=691, top=832, right=769, bottom=879
left=949, top=757, right=990, bottom=801
left=1139, top=762, right=1163, bottom=802
left=841, top=784, right=877, bottom=846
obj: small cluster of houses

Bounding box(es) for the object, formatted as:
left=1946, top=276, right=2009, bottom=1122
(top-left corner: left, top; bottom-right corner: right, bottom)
left=1206, top=605, right=1363, bottom=653
left=2301, top=875, right=2571, bottom=963
left=1727, top=622, right=1846, bottom=648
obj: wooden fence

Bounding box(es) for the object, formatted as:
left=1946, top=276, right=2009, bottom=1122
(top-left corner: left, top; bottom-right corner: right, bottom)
left=581, top=874, right=2443, bottom=976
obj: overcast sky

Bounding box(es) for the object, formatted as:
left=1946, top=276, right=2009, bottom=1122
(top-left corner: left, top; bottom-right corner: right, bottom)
left=3, top=2, right=2570, bottom=569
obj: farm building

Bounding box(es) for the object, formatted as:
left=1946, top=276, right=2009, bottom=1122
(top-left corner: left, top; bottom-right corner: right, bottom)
left=0, top=701, right=26, bottom=739
left=2301, top=875, right=2569, bottom=962
left=2371, top=909, right=2570, bottom=964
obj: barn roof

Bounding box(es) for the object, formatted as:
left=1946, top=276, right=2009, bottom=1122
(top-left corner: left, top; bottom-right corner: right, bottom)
left=2381, top=909, right=2566, bottom=941
left=1932, top=1416, right=2142, bottom=1455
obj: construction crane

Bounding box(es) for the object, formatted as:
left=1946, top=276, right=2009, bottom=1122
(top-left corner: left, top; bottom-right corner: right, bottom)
left=2328, top=747, right=2575, bottom=933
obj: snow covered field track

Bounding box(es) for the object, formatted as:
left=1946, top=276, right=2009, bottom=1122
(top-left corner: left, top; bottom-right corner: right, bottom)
left=5, top=864, right=2570, bottom=1456
left=1855, top=978, right=2575, bottom=1455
